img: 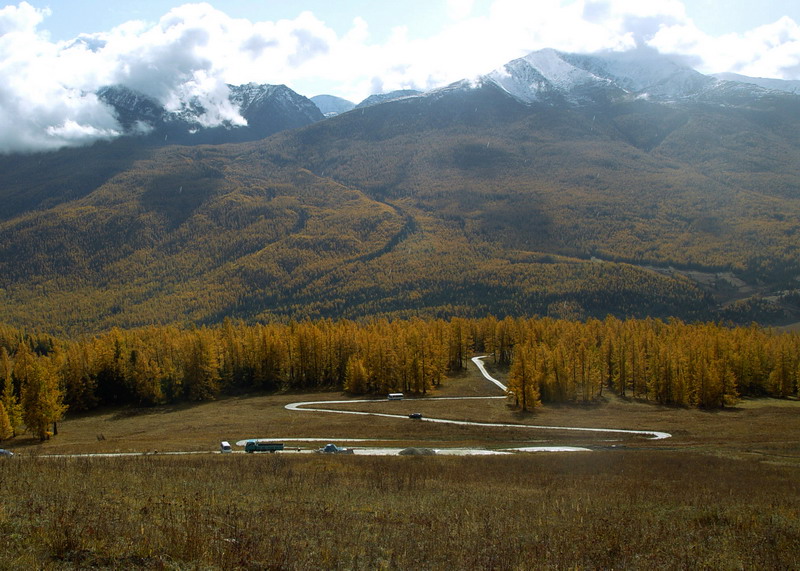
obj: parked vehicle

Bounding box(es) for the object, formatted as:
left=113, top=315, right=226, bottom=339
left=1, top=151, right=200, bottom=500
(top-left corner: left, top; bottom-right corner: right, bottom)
left=220, top=441, right=232, bottom=453
left=387, top=393, right=404, bottom=400
left=244, top=441, right=284, bottom=453
left=317, top=443, right=354, bottom=454
left=408, top=413, right=423, bottom=419
left=0, top=449, right=13, bottom=457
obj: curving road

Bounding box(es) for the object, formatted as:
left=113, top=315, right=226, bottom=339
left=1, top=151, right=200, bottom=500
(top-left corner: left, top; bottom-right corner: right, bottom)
left=471, top=356, right=507, bottom=391
left=284, top=356, right=671, bottom=441
left=33, top=356, right=668, bottom=459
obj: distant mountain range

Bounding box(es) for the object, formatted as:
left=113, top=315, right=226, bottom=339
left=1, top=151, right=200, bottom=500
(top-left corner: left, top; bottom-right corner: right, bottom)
left=94, top=48, right=800, bottom=144
left=1, top=48, right=799, bottom=333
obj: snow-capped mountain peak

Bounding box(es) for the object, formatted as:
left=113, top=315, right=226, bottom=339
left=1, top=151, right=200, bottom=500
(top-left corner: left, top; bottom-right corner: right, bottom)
left=516, top=49, right=609, bottom=91
left=483, top=48, right=716, bottom=105
left=485, top=48, right=613, bottom=104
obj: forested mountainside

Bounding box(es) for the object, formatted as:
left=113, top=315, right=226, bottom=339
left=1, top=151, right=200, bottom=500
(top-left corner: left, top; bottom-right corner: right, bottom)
left=1, top=50, right=799, bottom=334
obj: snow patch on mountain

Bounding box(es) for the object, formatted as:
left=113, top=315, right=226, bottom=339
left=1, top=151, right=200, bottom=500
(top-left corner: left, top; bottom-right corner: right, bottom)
left=712, top=73, right=800, bottom=94
left=356, top=90, right=423, bottom=108
left=483, top=48, right=729, bottom=105
left=486, top=48, right=613, bottom=103
left=564, top=50, right=711, bottom=95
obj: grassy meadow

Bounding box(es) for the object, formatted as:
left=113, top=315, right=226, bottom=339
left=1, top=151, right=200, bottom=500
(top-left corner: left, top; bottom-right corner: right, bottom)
left=1, top=365, right=799, bottom=569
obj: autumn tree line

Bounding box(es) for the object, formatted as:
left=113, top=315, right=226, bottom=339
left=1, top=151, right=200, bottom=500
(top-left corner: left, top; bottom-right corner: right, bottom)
left=504, top=317, right=799, bottom=410
left=1, top=317, right=798, bottom=441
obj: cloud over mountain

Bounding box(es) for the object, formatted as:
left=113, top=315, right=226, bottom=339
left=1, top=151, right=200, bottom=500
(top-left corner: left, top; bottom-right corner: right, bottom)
left=1, top=0, right=799, bottom=154
left=0, top=2, right=339, bottom=153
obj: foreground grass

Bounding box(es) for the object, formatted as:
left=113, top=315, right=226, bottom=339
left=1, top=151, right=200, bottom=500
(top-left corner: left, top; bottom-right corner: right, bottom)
left=1, top=452, right=797, bottom=569
left=2, top=367, right=799, bottom=568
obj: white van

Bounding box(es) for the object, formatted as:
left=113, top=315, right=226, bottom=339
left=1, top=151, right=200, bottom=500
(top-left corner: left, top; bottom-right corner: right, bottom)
left=387, top=393, right=404, bottom=400
left=220, top=441, right=232, bottom=453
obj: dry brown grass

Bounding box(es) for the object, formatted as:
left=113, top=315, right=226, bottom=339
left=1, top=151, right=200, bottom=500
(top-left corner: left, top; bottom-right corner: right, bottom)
left=1, top=452, right=798, bottom=569
left=1, top=365, right=798, bottom=568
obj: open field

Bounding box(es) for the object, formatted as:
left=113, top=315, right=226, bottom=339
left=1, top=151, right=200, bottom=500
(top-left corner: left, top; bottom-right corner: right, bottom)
left=1, top=451, right=798, bottom=569
left=6, top=362, right=800, bottom=464
left=1, top=363, right=799, bottom=568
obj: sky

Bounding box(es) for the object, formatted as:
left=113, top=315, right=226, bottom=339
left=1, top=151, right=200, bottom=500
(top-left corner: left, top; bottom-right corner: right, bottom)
left=1, top=0, right=799, bottom=153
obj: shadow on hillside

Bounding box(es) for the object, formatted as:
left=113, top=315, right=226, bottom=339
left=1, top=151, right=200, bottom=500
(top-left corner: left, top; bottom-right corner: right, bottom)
left=0, top=138, right=152, bottom=221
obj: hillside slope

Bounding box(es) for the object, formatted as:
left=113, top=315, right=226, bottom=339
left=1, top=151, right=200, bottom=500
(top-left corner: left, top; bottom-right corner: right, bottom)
left=1, top=51, right=799, bottom=332
left=284, top=84, right=800, bottom=273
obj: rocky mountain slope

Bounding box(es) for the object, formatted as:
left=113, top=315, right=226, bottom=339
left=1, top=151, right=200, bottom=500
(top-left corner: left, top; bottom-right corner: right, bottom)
left=97, top=83, right=324, bottom=145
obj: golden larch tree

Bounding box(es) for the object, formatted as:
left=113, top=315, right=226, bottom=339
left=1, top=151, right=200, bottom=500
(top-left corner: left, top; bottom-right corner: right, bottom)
left=16, top=344, right=67, bottom=440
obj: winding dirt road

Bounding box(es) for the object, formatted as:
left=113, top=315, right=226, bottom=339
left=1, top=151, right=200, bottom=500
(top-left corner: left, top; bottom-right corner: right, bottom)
left=35, top=356, right=669, bottom=459
left=283, top=356, right=672, bottom=443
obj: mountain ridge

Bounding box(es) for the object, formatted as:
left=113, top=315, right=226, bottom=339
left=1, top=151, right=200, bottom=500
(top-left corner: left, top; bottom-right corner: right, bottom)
left=480, top=48, right=796, bottom=106
left=85, top=48, right=800, bottom=148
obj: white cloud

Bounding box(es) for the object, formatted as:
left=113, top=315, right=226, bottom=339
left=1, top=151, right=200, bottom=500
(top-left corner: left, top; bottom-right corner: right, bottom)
left=447, top=0, right=475, bottom=21
left=0, top=2, right=121, bottom=153
left=0, top=0, right=799, bottom=154
left=656, top=16, right=800, bottom=79
left=0, top=0, right=45, bottom=34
